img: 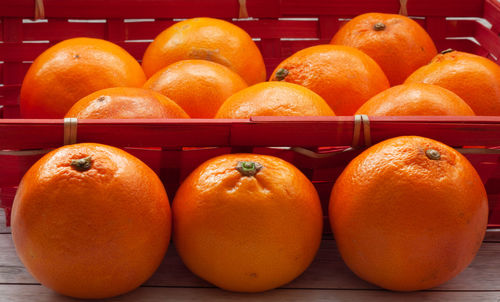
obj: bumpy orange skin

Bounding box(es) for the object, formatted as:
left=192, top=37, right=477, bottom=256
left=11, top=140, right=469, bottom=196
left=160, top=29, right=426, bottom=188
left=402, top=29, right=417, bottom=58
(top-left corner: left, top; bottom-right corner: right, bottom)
left=65, top=87, right=189, bottom=119
left=405, top=50, right=500, bottom=116
left=173, top=154, right=323, bottom=292
left=355, top=83, right=475, bottom=116
left=11, top=143, right=171, bottom=299
left=142, top=17, right=266, bottom=85
left=270, top=45, right=389, bottom=115
left=329, top=136, right=488, bottom=291
left=331, top=13, right=437, bottom=86
left=144, top=60, right=247, bottom=118
left=215, top=81, right=335, bottom=118
left=20, top=38, right=146, bottom=118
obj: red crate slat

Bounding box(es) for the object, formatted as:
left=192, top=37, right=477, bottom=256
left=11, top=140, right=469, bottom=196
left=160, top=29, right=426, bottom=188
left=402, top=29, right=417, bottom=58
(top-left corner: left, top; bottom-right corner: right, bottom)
left=484, top=0, right=500, bottom=33
left=2, top=117, right=500, bottom=150
left=474, top=21, right=500, bottom=62
left=15, top=18, right=483, bottom=45
left=22, top=20, right=106, bottom=41
left=125, top=19, right=320, bottom=41
left=280, top=0, right=401, bottom=16
left=406, top=0, right=484, bottom=17
left=0, top=42, right=51, bottom=62
left=0, top=0, right=281, bottom=19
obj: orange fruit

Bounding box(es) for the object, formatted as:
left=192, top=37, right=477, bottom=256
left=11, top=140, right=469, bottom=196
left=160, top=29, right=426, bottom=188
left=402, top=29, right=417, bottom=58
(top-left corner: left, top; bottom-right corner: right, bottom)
left=11, top=143, right=171, bottom=299
left=270, top=44, right=389, bottom=115
left=405, top=49, right=500, bottom=115
left=20, top=38, right=146, bottom=118
left=355, top=83, right=475, bottom=116
left=65, top=87, right=189, bottom=119
left=142, top=17, right=266, bottom=85
left=329, top=136, right=488, bottom=291
left=144, top=60, right=247, bottom=118
left=331, top=13, right=437, bottom=86
left=215, top=82, right=335, bottom=118
left=172, top=154, right=323, bottom=292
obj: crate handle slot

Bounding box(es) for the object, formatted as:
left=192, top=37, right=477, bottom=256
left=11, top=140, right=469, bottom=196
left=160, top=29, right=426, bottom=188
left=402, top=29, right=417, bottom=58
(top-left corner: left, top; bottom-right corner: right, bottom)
left=34, top=0, right=45, bottom=20
left=64, top=118, right=78, bottom=145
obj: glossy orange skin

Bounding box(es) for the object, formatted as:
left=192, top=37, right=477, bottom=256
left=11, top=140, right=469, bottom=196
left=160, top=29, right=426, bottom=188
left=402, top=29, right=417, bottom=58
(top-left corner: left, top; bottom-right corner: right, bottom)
left=331, top=13, right=437, bottom=86
left=355, top=83, right=475, bottom=116
left=405, top=50, right=500, bottom=116
left=65, top=87, right=189, bottom=119
left=20, top=38, right=146, bottom=118
left=329, top=136, right=488, bottom=291
left=270, top=45, right=389, bottom=116
left=173, top=154, right=323, bottom=292
left=144, top=60, right=247, bottom=118
left=215, top=82, right=335, bottom=118
left=11, top=143, right=171, bottom=299
left=142, top=17, right=266, bottom=85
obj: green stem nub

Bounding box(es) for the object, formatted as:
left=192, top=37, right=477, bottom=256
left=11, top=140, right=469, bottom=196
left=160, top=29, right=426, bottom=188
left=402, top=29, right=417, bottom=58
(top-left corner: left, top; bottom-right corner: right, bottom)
left=425, top=149, right=441, bottom=160
left=373, top=22, right=386, bottom=31
left=236, top=161, right=263, bottom=177
left=71, top=156, right=92, bottom=172
left=274, top=68, right=289, bottom=81
left=441, top=48, right=455, bottom=55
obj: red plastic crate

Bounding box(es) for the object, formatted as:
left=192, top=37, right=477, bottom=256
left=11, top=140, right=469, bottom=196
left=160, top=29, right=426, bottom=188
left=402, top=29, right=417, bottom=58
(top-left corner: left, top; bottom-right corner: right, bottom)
left=1, top=0, right=500, bottom=228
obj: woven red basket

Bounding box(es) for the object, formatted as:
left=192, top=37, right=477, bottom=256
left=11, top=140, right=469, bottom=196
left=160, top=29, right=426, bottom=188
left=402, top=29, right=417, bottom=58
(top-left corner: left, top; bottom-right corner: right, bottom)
left=1, top=0, right=500, bottom=228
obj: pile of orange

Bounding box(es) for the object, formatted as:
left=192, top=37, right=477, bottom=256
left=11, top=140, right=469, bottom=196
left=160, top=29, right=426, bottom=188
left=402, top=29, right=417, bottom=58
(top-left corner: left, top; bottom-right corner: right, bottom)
left=11, top=9, right=498, bottom=299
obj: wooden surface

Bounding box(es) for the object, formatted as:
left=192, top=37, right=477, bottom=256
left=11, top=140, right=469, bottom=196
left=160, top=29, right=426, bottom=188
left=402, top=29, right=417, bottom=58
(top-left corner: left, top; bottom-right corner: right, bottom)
left=1, top=211, right=500, bottom=301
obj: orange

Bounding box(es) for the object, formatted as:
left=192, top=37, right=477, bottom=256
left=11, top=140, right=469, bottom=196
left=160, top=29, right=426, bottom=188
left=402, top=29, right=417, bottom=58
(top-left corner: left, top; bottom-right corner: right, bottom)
left=11, top=143, right=171, bottom=299
left=331, top=13, right=437, bottom=86
left=20, top=38, right=146, bottom=118
left=172, top=154, right=323, bottom=292
left=355, top=83, right=475, bottom=116
left=329, top=136, right=488, bottom=291
left=215, top=82, right=335, bottom=118
left=142, top=17, right=266, bottom=85
left=405, top=49, right=500, bottom=115
left=65, top=87, right=189, bottom=119
left=144, top=60, right=247, bottom=118
left=270, top=44, right=389, bottom=115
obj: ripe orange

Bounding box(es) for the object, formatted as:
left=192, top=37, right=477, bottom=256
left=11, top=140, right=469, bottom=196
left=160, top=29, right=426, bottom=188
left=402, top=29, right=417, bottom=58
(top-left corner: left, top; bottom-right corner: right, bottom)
left=355, top=83, right=475, bottom=116
left=329, top=136, right=488, bottom=291
left=142, top=17, right=266, bottom=85
left=144, top=60, right=247, bottom=118
left=65, top=87, right=189, bottom=119
left=270, top=44, right=389, bottom=115
left=215, top=81, right=335, bottom=118
left=172, top=154, right=323, bottom=292
left=20, top=38, right=146, bottom=118
left=331, top=13, right=437, bottom=86
left=11, top=143, right=171, bottom=299
left=405, top=50, right=500, bottom=116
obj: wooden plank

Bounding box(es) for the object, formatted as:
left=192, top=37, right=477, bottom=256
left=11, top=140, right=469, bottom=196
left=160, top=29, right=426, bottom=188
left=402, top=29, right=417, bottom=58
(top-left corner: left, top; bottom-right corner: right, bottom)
left=1, top=233, right=500, bottom=291
left=0, top=284, right=499, bottom=302
left=0, top=211, right=10, bottom=234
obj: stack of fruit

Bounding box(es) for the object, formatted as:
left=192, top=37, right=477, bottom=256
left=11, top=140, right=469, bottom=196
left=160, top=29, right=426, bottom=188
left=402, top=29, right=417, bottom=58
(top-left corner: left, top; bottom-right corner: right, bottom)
left=10, top=12, right=498, bottom=299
